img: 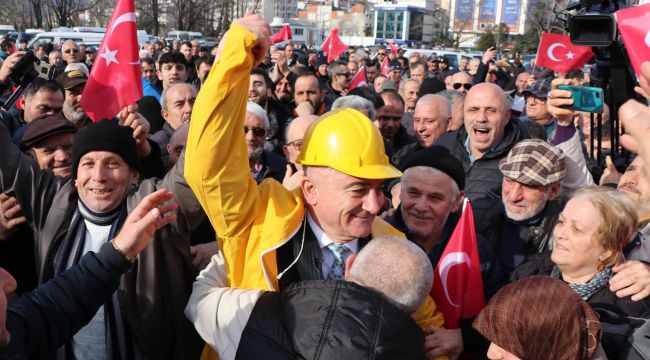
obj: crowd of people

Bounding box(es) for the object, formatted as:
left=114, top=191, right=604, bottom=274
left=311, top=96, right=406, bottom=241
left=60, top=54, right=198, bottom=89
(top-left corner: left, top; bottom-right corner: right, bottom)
left=0, top=13, right=650, bottom=360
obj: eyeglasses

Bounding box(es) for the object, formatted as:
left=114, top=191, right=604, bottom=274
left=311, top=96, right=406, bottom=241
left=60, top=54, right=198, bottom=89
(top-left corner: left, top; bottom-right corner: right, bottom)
left=377, top=52, right=386, bottom=56
left=286, top=139, right=303, bottom=151
left=244, top=126, right=266, bottom=137
left=64, top=48, right=80, bottom=53
left=452, top=83, right=472, bottom=91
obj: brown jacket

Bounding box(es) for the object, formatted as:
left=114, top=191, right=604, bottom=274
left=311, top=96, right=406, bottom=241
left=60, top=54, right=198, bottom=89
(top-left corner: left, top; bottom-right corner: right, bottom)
left=0, top=121, right=204, bottom=359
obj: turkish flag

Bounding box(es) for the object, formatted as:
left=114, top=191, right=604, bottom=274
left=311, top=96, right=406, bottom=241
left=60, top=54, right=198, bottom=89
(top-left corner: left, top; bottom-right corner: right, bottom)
left=80, top=0, right=142, bottom=122
left=616, top=4, right=650, bottom=76
left=430, top=199, right=485, bottom=329
left=321, top=28, right=347, bottom=63
left=388, top=41, right=399, bottom=55
left=270, top=25, right=292, bottom=45
left=348, top=66, right=367, bottom=91
left=380, top=58, right=390, bottom=75
left=535, top=33, right=593, bottom=74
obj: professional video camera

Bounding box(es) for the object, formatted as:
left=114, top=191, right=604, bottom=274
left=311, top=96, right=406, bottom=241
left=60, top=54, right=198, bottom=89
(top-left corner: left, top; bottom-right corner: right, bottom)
left=0, top=51, right=55, bottom=111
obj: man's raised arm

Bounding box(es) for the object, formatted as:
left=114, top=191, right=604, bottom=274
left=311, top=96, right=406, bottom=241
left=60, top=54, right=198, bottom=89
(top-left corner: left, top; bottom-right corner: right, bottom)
left=184, top=15, right=271, bottom=281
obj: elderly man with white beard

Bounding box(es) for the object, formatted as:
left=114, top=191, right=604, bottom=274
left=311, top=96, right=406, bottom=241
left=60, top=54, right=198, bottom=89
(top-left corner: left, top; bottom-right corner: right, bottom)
left=245, top=102, right=287, bottom=184
left=472, top=139, right=566, bottom=281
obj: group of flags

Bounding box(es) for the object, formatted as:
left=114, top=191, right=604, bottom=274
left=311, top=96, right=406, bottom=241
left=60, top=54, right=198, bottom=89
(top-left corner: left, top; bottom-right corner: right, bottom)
left=79, top=0, right=650, bottom=334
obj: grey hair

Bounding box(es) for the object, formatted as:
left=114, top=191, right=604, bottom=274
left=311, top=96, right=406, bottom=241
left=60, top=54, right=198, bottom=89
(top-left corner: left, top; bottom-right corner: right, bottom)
left=327, top=60, right=347, bottom=79
left=399, top=78, right=420, bottom=93
left=349, top=235, right=433, bottom=313
left=415, top=94, right=451, bottom=119
left=355, top=49, right=369, bottom=62
left=160, top=82, right=198, bottom=111
left=331, top=95, right=376, bottom=121
left=246, top=101, right=270, bottom=129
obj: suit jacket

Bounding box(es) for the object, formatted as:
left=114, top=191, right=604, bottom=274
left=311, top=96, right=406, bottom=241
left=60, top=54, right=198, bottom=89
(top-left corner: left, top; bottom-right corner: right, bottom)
left=276, top=220, right=371, bottom=289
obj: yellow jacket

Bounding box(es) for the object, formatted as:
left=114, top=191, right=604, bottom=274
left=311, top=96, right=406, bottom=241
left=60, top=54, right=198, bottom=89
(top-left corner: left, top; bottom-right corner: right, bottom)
left=185, top=24, right=444, bottom=349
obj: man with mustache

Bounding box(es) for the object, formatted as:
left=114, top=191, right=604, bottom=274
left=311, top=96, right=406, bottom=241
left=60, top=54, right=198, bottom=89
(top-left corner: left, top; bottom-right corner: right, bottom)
left=245, top=101, right=287, bottom=184
left=436, top=83, right=524, bottom=201
left=248, top=68, right=290, bottom=154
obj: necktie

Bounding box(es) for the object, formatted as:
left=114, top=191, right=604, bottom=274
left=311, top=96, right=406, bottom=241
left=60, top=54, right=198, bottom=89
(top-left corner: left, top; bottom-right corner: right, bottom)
left=326, top=243, right=350, bottom=280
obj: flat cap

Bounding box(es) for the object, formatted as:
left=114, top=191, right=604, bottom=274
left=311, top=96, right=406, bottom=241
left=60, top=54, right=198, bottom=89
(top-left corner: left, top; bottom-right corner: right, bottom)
left=499, top=139, right=565, bottom=186
left=22, top=115, right=77, bottom=148
left=521, top=77, right=552, bottom=99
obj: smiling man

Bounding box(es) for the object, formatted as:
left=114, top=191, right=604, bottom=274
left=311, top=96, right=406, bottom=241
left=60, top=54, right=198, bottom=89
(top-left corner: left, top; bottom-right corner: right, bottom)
left=436, top=82, right=525, bottom=201
left=0, top=112, right=204, bottom=358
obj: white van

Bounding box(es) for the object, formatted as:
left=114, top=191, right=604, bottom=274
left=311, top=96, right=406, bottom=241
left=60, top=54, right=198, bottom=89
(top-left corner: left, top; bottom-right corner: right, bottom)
left=28, top=32, right=106, bottom=49
left=0, top=25, right=16, bottom=37
left=28, top=31, right=151, bottom=49
left=167, top=31, right=192, bottom=41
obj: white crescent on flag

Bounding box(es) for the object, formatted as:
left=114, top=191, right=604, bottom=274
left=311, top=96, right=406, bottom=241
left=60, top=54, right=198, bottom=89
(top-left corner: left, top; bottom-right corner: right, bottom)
left=438, top=251, right=471, bottom=307
left=547, top=43, right=566, bottom=62
left=645, top=30, right=650, bottom=48
left=111, top=12, right=137, bottom=35
left=106, top=12, right=140, bottom=65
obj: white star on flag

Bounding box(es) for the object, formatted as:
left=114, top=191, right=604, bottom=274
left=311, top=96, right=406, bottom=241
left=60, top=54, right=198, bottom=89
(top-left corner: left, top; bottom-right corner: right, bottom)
left=566, top=51, right=575, bottom=60
left=100, top=46, right=119, bottom=66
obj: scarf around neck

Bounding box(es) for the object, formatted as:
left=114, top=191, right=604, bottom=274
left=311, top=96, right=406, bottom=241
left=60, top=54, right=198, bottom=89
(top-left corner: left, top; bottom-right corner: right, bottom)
left=551, top=266, right=613, bottom=300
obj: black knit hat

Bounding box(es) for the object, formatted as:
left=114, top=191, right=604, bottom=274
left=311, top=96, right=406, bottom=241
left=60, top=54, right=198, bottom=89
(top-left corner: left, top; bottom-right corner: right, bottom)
left=402, top=145, right=465, bottom=190
left=71, top=119, right=142, bottom=179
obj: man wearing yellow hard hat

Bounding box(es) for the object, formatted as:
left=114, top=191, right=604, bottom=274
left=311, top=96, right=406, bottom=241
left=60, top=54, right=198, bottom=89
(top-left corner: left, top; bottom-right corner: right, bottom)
left=185, top=14, right=460, bottom=360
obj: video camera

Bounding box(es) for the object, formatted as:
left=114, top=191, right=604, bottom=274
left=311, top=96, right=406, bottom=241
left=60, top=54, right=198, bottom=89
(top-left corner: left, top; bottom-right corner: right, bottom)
left=566, top=0, right=626, bottom=47
left=0, top=51, right=55, bottom=111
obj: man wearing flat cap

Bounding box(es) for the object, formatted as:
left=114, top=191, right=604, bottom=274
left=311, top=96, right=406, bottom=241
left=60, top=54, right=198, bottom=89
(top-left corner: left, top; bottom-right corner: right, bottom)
left=0, top=112, right=204, bottom=358
left=473, top=139, right=567, bottom=280
left=519, top=77, right=556, bottom=139
left=21, top=114, right=77, bottom=178
left=57, top=70, right=90, bottom=127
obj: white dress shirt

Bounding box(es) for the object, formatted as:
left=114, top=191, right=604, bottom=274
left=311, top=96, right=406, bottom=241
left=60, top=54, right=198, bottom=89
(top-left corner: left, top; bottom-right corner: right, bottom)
left=306, top=213, right=359, bottom=279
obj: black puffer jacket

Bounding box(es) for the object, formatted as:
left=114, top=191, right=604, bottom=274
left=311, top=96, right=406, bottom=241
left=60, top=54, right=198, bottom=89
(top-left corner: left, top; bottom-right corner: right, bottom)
left=436, top=120, right=525, bottom=201
left=235, top=280, right=426, bottom=360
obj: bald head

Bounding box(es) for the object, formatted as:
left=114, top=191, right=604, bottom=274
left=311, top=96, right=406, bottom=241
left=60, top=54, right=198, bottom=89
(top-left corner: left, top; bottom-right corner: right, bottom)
left=347, top=235, right=433, bottom=313
left=284, top=115, right=318, bottom=166
left=464, top=83, right=510, bottom=158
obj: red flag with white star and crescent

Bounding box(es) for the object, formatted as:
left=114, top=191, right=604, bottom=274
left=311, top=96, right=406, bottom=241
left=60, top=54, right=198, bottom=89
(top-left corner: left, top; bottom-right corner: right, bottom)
left=535, top=32, right=593, bottom=74
left=80, top=0, right=142, bottom=122
left=430, top=199, right=485, bottom=329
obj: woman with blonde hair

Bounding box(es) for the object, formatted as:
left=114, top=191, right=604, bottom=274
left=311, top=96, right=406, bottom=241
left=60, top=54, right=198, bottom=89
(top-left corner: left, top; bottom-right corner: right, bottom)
left=511, top=186, right=650, bottom=358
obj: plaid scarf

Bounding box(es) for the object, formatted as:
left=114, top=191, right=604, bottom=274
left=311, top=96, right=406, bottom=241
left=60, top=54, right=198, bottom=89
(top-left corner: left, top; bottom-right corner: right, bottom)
left=551, top=266, right=613, bottom=300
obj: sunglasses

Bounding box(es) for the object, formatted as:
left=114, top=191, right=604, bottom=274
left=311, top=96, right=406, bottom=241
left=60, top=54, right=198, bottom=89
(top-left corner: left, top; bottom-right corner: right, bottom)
left=244, top=126, right=266, bottom=137
left=64, top=48, right=80, bottom=53
left=453, top=83, right=472, bottom=91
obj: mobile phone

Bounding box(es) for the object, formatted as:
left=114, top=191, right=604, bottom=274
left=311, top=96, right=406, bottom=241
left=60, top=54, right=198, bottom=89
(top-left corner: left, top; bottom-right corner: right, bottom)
left=557, top=85, right=604, bottom=113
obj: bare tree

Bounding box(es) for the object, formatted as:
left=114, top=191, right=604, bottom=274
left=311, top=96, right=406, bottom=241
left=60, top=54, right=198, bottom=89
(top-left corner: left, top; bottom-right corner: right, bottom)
left=449, top=20, right=474, bottom=48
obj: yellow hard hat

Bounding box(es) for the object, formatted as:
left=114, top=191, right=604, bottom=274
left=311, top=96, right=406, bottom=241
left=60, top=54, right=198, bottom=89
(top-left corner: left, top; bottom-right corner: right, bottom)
left=296, top=108, right=402, bottom=179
